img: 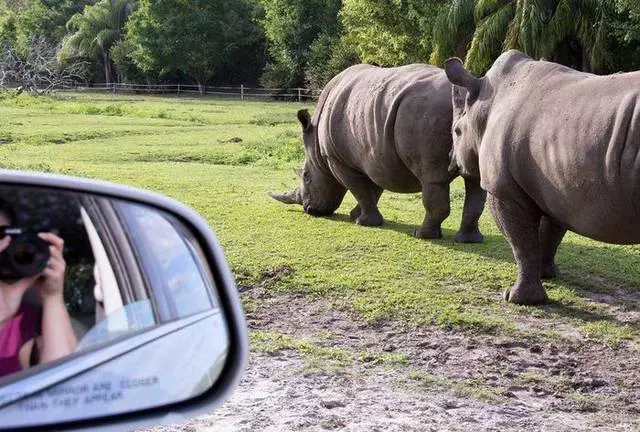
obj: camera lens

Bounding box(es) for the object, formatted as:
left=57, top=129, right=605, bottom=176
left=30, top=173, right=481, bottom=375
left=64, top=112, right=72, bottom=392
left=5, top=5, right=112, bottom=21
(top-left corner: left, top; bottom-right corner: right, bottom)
left=5, top=234, right=50, bottom=278
left=13, top=243, right=39, bottom=265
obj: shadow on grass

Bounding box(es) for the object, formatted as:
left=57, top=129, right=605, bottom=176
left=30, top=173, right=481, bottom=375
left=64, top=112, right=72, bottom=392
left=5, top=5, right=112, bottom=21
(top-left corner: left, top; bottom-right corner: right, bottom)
left=324, top=211, right=640, bottom=319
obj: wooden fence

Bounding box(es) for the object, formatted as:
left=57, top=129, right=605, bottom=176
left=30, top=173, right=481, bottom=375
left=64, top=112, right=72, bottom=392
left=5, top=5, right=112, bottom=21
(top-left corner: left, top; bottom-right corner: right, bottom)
left=57, top=82, right=320, bottom=101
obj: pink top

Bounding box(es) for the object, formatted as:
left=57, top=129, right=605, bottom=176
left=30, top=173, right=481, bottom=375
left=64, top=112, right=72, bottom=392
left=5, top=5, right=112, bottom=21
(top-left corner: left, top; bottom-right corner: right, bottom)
left=0, top=304, right=41, bottom=378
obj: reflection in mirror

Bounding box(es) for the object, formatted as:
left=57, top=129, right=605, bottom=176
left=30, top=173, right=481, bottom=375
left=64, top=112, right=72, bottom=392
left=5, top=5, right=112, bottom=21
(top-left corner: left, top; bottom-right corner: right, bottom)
left=0, top=185, right=229, bottom=428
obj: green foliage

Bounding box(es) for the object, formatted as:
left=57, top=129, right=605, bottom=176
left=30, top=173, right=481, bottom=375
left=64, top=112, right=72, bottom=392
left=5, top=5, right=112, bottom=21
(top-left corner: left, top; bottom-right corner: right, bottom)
left=59, top=0, right=137, bottom=84
left=126, top=0, right=264, bottom=90
left=259, top=0, right=341, bottom=87
left=10, top=0, right=92, bottom=57
left=341, top=0, right=445, bottom=66
left=304, top=33, right=360, bottom=91
left=431, top=0, right=640, bottom=75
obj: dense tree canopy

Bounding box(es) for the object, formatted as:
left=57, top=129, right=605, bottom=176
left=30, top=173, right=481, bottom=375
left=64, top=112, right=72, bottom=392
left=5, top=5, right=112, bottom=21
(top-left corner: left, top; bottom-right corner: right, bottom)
left=59, top=0, right=136, bottom=84
left=126, top=0, right=264, bottom=91
left=259, top=0, right=341, bottom=87
left=0, top=0, right=639, bottom=90
left=341, top=0, right=445, bottom=67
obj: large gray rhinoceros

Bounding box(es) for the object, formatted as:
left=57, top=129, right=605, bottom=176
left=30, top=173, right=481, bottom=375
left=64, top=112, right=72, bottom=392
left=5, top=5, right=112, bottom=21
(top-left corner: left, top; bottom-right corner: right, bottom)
left=269, top=63, right=487, bottom=242
left=444, top=49, right=640, bottom=305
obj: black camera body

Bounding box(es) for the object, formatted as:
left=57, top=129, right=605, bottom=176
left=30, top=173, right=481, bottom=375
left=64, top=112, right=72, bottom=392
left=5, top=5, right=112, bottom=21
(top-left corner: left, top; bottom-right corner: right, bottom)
left=0, top=227, right=50, bottom=281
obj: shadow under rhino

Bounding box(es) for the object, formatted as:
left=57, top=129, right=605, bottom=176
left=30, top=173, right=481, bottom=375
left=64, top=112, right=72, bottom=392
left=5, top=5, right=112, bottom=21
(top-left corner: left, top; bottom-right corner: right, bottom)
left=299, top=208, right=640, bottom=314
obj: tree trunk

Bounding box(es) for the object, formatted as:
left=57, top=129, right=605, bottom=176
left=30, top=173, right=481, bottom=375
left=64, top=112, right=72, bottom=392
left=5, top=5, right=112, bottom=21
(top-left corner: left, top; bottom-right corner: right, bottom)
left=196, top=77, right=205, bottom=95
left=102, top=49, right=112, bottom=85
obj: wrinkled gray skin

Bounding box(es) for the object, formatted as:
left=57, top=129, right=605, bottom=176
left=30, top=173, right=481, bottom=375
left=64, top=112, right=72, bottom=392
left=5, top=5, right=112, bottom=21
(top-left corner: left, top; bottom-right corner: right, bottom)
left=269, top=63, right=486, bottom=242
left=445, top=49, right=640, bottom=305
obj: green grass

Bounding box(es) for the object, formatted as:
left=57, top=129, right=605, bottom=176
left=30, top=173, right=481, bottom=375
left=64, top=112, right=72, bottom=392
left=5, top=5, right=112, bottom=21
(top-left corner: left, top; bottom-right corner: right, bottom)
left=1, top=92, right=639, bottom=346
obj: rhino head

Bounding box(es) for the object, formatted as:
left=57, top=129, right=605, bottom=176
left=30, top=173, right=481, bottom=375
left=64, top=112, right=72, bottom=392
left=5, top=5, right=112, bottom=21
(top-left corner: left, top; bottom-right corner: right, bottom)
left=444, top=57, right=487, bottom=180
left=269, top=109, right=347, bottom=216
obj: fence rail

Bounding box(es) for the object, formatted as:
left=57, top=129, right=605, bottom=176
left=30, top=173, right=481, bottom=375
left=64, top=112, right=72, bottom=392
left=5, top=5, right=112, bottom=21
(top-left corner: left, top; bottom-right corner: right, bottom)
left=54, top=82, right=321, bottom=101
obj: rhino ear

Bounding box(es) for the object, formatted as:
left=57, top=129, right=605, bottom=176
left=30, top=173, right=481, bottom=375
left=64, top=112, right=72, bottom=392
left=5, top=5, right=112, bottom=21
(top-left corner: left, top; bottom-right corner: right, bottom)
left=297, top=109, right=311, bottom=131
left=293, top=167, right=303, bottom=179
left=444, top=58, right=481, bottom=100
left=452, top=85, right=466, bottom=120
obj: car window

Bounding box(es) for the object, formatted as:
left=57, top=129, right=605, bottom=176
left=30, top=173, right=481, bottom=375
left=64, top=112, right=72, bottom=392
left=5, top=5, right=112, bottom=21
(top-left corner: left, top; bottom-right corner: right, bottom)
left=123, top=203, right=213, bottom=318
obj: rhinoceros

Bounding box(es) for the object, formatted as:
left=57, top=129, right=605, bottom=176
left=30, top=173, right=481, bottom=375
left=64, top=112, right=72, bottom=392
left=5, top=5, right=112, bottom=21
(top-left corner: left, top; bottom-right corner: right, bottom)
left=269, top=63, right=487, bottom=242
left=444, top=49, right=640, bottom=305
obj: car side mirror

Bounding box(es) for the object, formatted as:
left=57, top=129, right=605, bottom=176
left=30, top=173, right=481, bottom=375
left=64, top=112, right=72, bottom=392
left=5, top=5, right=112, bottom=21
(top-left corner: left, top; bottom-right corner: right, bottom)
left=0, top=170, right=247, bottom=431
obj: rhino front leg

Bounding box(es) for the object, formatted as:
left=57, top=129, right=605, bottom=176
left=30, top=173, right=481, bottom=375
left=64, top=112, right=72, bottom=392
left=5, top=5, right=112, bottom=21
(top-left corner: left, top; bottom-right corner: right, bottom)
left=331, top=164, right=384, bottom=226
left=455, top=177, right=486, bottom=243
left=488, top=194, right=548, bottom=305
left=414, top=182, right=450, bottom=239
left=539, top=216, right=567, bottom=279
left=350, top=188, right=383, bottom=221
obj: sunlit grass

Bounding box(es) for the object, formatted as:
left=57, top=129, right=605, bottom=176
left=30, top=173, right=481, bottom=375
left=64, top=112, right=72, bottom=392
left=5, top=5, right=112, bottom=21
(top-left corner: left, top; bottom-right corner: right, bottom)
left=1, top=92, right=638, bottom=346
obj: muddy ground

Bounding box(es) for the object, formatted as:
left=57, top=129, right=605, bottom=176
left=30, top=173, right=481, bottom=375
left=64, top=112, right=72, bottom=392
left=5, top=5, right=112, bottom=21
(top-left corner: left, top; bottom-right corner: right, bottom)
left=143, top=275, right=640, bottom=432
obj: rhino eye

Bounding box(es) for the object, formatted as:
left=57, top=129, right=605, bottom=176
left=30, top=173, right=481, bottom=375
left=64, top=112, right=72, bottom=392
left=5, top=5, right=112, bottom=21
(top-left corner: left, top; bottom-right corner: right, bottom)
left=303, top=171, right=311, bottom=181
left=454, top=127, right=462, bottom=136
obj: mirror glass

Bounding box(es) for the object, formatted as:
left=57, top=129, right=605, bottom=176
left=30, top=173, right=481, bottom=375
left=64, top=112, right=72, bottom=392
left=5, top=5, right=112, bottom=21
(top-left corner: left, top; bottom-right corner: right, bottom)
left=0, top=185, right=230, bottom=428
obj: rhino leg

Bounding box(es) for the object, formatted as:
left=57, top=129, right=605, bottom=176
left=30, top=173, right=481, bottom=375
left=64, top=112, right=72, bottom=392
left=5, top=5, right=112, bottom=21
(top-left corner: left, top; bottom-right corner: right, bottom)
left=455, top=177, right=486, bottom=243
left=331, top=164, right=384, bottom=226
left=414, top=182, right=450, bottom=239
left=539, top=216, right=567, bottom=279
left=350, top=188, right=383, bottom=221
left=488, top=194, right=548, bottom=305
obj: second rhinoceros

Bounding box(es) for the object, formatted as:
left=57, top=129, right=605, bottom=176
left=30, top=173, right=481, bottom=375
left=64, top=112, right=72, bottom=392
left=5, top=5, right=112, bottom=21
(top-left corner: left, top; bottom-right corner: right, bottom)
left=269, top=64, right=487, bottom=242
left=444, top=50, right=640, bottom=305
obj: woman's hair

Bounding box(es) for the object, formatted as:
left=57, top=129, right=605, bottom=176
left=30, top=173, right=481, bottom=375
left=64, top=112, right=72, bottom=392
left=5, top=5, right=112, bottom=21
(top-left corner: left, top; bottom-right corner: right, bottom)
left=0, top=198, right=16, bottom=225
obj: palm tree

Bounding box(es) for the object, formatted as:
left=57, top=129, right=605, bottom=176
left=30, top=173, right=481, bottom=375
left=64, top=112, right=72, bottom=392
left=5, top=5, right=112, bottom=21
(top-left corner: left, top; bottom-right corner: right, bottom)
left=431, top=0, right=611, bottom=74
left=59, top=0, right=137, bottom=84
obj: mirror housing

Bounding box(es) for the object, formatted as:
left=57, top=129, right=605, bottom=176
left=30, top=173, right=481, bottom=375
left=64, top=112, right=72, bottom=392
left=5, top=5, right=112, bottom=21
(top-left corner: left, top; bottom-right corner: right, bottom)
left=0, top=169, right=248, bottom=431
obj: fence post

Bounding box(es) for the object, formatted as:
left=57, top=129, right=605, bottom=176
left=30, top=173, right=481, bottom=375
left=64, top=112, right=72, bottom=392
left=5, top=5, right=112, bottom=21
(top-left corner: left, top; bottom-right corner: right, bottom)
left=297, top=87, right=302, bottom=102
left=240, top=84, right=244, bottom=101
left=112, top=82, right=116, bottom=94
left=177, top=83, right=181, bottom=97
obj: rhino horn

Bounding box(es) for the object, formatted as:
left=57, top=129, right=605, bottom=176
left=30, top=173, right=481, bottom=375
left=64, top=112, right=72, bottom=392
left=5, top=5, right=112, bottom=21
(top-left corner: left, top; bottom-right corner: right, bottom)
left=444, top=57, right=481, bottom=99
left=268, top=189, right=301, bottom=205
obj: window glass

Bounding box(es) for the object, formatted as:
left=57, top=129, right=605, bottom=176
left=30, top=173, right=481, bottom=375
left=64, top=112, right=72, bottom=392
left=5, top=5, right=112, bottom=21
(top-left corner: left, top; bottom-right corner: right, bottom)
left=125, top=204, right=213, bottom=317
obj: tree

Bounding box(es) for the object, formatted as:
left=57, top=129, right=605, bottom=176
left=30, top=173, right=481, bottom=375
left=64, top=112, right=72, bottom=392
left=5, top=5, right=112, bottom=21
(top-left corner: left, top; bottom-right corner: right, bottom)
left=1, top=36, right=89, bottom=92
left=340, top=0, right=445, bottom=67
left=430, top=0, right=615, bottom=74
left=59, top=0, right=137, bottom=85
left=126, top=0, right=264, bottom=92
left=305, top=33, right=359, bottom=91
left=9, top=0, right=93, bottom=57
left=259, top=0, right=341, bottom=88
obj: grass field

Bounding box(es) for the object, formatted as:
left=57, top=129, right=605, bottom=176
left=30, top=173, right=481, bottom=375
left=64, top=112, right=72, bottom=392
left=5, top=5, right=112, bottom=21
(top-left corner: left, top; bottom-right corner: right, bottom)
left=1, top=91, right=638, bottom=348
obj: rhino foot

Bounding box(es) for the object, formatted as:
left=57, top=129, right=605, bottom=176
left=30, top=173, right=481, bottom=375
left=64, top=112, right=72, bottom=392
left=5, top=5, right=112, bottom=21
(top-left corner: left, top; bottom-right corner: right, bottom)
left=541, top=262, right=559, bottom=279
left=355, top=212, right=384, bottom=226
left=350, top=205, right=361, bottom=221
left=454, top=229, right=484, bottom=243
left=413, top=226, right=442, bottom=239
left=504, top=283, right=548, bottom=305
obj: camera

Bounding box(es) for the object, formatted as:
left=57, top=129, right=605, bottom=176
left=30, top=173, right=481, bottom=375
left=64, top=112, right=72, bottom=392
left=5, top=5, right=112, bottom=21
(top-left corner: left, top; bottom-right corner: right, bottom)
left=0, top=227, right=50, bottom=281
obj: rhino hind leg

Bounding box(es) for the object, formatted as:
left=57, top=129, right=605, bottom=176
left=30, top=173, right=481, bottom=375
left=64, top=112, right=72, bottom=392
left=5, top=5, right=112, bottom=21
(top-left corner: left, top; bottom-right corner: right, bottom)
left=488, top=194, right=549, bottom=305
left=414, top=182, right=450, bottom=239
left=539, top=216, right=567, bottom=279
left=455, top=177, right=486, bottom=243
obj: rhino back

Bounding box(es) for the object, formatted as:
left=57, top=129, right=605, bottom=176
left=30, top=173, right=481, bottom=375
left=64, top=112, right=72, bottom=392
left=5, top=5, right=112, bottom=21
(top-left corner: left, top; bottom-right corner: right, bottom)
left=481, top=55, right=640, bottom=243
left=316, top=64, right=453, bottom=192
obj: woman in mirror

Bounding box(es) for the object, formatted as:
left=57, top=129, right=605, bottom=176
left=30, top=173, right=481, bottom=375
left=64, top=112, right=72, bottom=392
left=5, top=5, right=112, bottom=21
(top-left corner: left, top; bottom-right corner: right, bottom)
left=0, top=198, right=77, bottom=378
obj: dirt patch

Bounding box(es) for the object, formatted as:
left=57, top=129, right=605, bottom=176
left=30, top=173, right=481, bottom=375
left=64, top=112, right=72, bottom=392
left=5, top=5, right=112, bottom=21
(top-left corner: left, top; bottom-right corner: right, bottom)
left=218, top=137, right=243, bottom=143
left=143, top=283, right=640, bottom=431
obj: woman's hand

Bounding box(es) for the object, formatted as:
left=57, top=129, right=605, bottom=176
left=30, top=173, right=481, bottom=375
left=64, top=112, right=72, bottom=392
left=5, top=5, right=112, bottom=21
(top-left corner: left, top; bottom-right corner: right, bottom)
left=33, top=233, right=66, bottom=300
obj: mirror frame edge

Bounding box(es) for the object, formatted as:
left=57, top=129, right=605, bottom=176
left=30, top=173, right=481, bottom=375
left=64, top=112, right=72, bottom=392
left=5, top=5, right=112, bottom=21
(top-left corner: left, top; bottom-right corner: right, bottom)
left=0, top=169, right=249, bottom=432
